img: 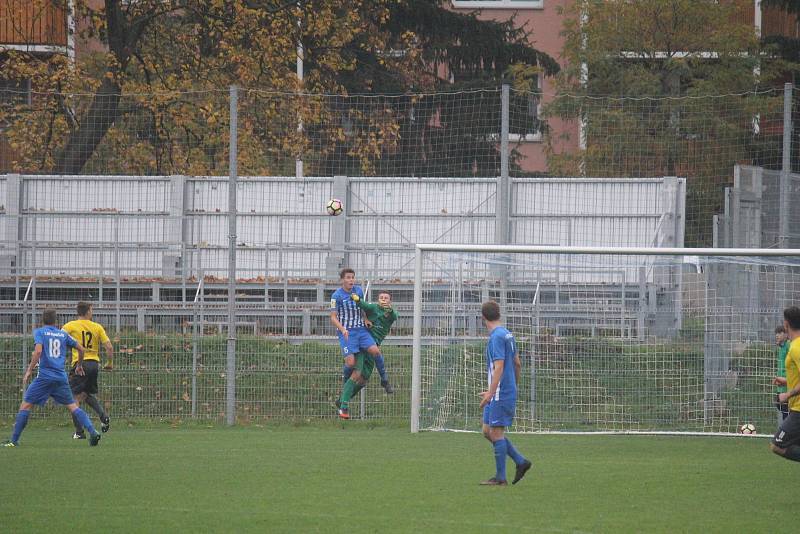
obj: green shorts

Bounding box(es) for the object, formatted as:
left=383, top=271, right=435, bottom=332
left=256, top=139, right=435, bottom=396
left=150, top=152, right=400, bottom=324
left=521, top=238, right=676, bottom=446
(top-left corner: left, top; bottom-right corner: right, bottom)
left=354, top=352, right=375, bottom=381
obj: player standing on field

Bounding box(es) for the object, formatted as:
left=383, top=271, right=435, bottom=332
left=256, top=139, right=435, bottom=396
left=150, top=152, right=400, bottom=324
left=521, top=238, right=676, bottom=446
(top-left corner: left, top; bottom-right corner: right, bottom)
left=773, top=324, right=790, bottom=421
left=2, top=309, right=101, bottom=447
left=478, top=300, right=531, bottom=485
left=770, top=306, right=800, bottom=461
left=62, top=302, right=114, bottom=438
left=336, top=291, right=398, bottom=417
left=329, top=268, right=383, bottom=419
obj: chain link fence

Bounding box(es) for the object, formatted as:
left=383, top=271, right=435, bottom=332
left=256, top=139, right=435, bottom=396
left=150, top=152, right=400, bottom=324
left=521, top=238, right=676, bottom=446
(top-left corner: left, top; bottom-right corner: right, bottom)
left=1, top=83, right=797, bottom=425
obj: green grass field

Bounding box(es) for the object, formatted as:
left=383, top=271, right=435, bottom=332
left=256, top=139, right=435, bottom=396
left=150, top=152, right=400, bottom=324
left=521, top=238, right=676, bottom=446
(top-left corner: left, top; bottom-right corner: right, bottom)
left=0, top=423, right=790, bottom=533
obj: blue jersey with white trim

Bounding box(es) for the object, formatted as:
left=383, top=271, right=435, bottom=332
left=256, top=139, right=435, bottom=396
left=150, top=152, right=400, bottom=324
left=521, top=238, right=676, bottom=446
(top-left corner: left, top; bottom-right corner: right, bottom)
left=485, top=326, right=517, bottom=403
left=34, top=326, right=78, bottom=381
left=331, top=285, right=365, bottom=330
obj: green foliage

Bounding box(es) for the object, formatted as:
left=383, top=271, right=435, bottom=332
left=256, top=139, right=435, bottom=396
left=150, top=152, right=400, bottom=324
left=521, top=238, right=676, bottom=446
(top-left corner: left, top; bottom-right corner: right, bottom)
left=546, top=0, right=786, bottom=246
left=678, top=315, right=705, bottom=341
left=1, top=0, right=557, bottom=177
left=0, top=332, right=412, bottom=421
left=1, top=333, right=777, bottom=431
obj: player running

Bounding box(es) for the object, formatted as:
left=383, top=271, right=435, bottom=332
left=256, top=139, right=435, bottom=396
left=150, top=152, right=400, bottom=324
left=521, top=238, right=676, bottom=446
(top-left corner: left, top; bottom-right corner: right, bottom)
left=771, top=306, right=800, bottom=462
left=2, top=309, right=101, bottom=447
left=62, top=301, right=114, bottom=439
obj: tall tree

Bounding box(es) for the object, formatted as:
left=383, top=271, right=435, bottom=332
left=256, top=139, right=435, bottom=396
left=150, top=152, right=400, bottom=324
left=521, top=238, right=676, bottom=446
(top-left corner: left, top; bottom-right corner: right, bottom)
left=546, top=0, right=784, bottom=246
left=761, top=0, right=800, bottom=83
left=318, top=0, right=560, bottom=176
left=1, top=0, right=558, bottom=177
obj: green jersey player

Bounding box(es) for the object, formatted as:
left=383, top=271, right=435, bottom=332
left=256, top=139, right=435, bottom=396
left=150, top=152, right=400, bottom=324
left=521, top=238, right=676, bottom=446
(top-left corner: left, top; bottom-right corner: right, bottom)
left=355, top=292, right=398, bottom=346
left=337, top=291, right=398, bottom=415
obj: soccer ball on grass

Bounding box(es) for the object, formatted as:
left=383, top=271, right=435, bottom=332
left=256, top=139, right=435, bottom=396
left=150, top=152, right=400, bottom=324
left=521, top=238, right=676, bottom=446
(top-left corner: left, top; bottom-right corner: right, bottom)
left=739, top=423, right=756, bottom=435
left=326, top=198, right=343, bottom=216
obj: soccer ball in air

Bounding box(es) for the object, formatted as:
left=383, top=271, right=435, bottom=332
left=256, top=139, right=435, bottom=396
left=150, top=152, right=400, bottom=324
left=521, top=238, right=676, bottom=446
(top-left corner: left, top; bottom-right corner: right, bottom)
left=326, top=198, right=343, bottom=216
left=740, top=423, right=756, bottom=435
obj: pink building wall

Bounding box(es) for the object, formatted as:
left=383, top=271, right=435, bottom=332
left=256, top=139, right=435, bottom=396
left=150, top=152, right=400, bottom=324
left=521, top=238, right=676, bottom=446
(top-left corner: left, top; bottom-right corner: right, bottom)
left=452, top=0, right=579, bottom=174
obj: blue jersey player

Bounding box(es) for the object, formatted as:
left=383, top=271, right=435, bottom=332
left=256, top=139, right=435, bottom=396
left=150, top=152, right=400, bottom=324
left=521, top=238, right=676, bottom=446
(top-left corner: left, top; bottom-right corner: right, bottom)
left=2, top=309, right=101, bottom=447
left=478, top=301, right=531, bottom=485
left=329, top=268, right=382, bottom=419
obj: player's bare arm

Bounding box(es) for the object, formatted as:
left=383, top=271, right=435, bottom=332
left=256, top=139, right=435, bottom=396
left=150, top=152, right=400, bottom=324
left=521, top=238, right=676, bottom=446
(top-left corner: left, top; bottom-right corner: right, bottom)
left=23, top=344, right=43, bottom=384
left=330, top=311, right=349, bottom=340
left=103, top=340, right=114, bottom=370
left=74, top=343, right=87, bottom=376
left=779, top=382, right=800, bottom=404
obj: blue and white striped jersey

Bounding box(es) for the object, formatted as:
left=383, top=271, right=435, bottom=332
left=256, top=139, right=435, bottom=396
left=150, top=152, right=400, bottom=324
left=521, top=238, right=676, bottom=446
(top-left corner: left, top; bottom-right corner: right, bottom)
left=330, top=285, right=365, bottom=330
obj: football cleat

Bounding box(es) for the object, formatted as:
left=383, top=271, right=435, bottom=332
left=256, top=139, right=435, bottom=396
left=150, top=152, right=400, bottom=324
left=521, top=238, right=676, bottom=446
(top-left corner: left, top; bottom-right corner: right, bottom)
left=479, top=478, right=508, bottom=486
left=101, top=417, right=110, bottom=433
left=89, top=433, right=101, bottom=447
left=381, top=380, right=394, bottom=394
left=512, top=460, right=532, bottom=485
left=72, top=432, right=86, bottom=440
left=337, top=407, right=350, bottom=420
left=1, top=440, right=17, bottom=447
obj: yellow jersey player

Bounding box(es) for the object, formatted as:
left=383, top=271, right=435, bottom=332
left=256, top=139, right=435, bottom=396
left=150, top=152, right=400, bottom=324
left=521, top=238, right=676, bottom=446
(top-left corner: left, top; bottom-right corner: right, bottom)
left=62, top=301, right=114, bottom=439
left=771, top=306, right=800, bottom=462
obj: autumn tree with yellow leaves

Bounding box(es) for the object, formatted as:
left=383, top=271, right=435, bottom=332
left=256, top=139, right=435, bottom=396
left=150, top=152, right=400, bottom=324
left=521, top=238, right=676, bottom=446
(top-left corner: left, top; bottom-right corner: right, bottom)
left=0, top=0, right=557, bottom=176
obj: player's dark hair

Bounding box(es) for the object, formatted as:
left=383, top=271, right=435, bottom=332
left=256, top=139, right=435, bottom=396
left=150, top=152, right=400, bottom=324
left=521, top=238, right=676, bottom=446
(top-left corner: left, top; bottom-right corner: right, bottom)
left=776, top=325, right=786, bottom=334
left=784, top=306, right=800, bottom=331
left=340, top=268, right=355, bottom=279
left=481, top=300, right=501, bottom=321
left=77, top=301, right=92, bottom=316
left=42, top=308, right=57, bottom=326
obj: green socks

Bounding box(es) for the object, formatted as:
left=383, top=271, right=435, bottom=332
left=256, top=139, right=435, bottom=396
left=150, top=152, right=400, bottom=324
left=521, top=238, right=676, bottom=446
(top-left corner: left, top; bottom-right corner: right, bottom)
left=339, top=378, right=359, bottom=409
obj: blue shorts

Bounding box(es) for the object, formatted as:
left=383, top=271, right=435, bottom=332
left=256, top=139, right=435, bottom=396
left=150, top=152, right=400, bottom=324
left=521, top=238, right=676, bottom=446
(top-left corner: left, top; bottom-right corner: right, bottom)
left=483, top=400, right=515, bottom=427
left=24, top=376, right=76, bottom=406
left=338, top=327, right=377, bottom=357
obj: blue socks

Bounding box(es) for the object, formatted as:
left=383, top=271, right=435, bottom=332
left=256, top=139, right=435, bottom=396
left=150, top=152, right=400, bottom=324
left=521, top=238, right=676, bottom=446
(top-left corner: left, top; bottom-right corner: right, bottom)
left=72, top=408, right=97, bottom=436
left=491, top=438, right=527, bottom=481
left=11, top=409, right=30, bottom=444
left=374, top=354, right=388, bottom=382
left=342, top=363, right=353, bottom=383
left=492, top=439, right=508, bottom=481
left=505, top=438, right=527, bottom=465
left=10, top=407, right=98, bottom=444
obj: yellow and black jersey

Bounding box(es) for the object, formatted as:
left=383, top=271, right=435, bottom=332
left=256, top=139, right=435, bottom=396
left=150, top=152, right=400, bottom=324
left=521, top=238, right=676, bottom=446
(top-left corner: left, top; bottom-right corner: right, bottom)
left=62, top=319, right=110, bottom=366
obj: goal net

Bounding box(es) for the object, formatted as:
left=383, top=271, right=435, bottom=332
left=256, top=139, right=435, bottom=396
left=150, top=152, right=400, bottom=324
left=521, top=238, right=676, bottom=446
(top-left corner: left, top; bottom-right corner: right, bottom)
left=411, top=245, right=800, bottom=435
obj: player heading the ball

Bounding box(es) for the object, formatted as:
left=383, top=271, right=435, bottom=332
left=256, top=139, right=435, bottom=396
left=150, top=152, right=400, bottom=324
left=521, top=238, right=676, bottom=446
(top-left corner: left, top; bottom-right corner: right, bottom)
left=329, top=268, right=384, bottom=419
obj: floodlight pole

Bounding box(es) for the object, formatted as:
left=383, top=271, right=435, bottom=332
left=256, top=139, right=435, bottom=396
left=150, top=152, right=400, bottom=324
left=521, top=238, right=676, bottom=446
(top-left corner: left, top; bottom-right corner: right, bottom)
left=780, top=82, right=792, bottom=250
left=296, top=4, right=304, bottom=179
left=227, top=85, right=238, bottom=426
left=497, top=84, right=510, bottom=246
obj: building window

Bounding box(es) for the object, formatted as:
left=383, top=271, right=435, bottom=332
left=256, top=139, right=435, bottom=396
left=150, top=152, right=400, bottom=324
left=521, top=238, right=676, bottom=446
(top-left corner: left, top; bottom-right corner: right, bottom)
left=452, top=0, right=544, bottom=9
left=509, top=85, right=542, bottom=142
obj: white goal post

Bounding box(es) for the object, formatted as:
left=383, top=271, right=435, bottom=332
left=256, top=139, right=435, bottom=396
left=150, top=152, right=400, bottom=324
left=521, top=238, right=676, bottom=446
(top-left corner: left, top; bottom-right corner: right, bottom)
left=411, top=245, right=800, bottom=435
